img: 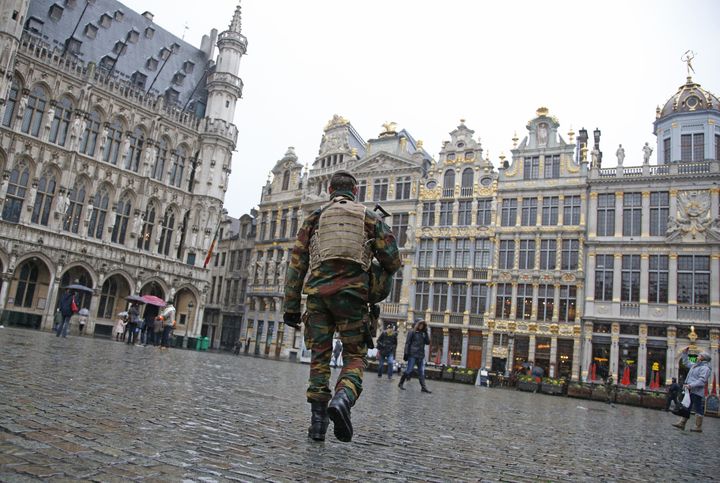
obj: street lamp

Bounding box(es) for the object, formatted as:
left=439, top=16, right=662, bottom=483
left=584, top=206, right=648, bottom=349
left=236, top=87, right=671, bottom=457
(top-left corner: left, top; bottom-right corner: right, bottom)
left=183, top=301, right=194, bottom=349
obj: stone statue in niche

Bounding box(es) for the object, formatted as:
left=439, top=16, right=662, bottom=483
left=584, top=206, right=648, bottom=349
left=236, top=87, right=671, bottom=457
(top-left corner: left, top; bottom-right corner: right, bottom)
left=537, top=123, right=548, bottom=147
left=85, top=199, right=94, bottom=224
left=44, top=105, right=55, bottom=131
left=132, top=212, right=144, bottom=236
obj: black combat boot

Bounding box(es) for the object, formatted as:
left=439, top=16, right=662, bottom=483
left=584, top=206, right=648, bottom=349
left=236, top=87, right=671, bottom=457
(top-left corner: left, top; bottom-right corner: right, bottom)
left=420, top=375, right=432, bottom=394
left=398, top=373, right=407, bottom=390
left=307, top=401, right=329, bottom=441
left=327, top=389, right=353, bottom=442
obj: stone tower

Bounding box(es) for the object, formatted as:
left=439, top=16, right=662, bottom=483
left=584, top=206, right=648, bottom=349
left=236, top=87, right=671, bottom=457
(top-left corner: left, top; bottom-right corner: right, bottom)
left=0, top=0, right=29, bottom=104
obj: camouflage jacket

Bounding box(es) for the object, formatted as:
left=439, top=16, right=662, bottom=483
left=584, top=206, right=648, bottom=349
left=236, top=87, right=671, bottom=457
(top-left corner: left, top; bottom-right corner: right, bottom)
left=283, top=192, right=401, bottom=313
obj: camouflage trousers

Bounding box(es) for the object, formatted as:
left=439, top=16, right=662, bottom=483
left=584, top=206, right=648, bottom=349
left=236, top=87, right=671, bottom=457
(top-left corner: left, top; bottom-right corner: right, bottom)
left=304, top=293, right=368, bottom=405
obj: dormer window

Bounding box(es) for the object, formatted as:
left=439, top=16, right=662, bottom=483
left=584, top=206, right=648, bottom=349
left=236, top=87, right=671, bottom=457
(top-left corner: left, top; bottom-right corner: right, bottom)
left=99, top=55, right=115, bottom=71
left=447, top=153, right=456, bottom=161
left=165, top=88, right=179, bottom=105
left=65, top=37, right=82, bottom=55
left=172, top=72, right=185, bottom=86
left=183, top=60, right=195, bottom=73
left=159, top=47, right=171, bottom=60
left=65, top=0, right=77, bottom=7
left=114, top=10, right=124, bottom=21
left=84, top=22, right=98, bottom=39
left=146, top=57, right=158, bottom=70
left=26, top=17, right=44, bottom=34
left=131, top=71, right=147, bottom=89
left=99, top=13, right=112, bottom=28
left=113, top=41, right=127, bottom=55
left=145, top=27, right=155, bottom=39
left=127, top=29, right=139, bottom=44
left=49, top=3, right=64, bottom=21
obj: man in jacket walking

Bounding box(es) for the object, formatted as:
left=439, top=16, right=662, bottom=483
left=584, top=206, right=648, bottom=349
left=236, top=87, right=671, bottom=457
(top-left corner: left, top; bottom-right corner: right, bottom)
left=376, top=326, right=398, bottom=379
left=283, top=170, right=401, bottom=443
left=398, top=319, right=432, bottom=393
left=56, top=289, right=76, bottom=338
left=672, top=348, right=712, bottom=432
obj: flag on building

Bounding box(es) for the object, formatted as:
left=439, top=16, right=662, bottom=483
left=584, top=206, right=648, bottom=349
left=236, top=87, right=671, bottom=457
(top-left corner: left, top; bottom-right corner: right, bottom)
left=203, top=222, right=221, bottom=269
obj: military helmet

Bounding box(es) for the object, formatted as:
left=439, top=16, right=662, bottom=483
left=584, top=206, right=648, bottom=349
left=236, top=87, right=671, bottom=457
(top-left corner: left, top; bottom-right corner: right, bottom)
left=368, top=260, right=393, bottom=304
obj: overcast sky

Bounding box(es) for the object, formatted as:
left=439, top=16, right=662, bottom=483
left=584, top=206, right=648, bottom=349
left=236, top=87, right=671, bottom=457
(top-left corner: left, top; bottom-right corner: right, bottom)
left=123, top=0, right=720, bottom=218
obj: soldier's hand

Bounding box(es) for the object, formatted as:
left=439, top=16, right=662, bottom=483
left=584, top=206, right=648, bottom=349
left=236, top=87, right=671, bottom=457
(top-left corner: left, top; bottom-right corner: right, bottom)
left=283, top=312, right=302, bottom=329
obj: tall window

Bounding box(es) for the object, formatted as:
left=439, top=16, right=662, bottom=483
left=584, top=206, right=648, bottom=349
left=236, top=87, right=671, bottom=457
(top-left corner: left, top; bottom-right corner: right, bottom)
left=290, top=208, right=299, bottom=236
left=281, top=170, right=290, bottom=191
left=473, top=238, right=491, bottom=268
left=677, top=255, right=710, bottom=305
left=103, top=119, right=123, bottom=164
left=540, top=239, right=556, bottom=270
left=1, top=166, right=29, bottom=223
left=458, top=200, right=472, bottom=225
left=389, top=271, right=403, bottom=304
left=21, top=86, right=47, bottom=137
left=391, top=213, right=409, bottom=247
left=158, top=209, right=175, bottom=256
left=169, top=147, right=186, bottom=188
left=415, top=281, right=430, bottom=311
left=421, top=202, right=435, bottom=226
left=499, top=240, right=515, bottom=269
left=435, top=238, right=452, bottom=268
left=716, top=134, right=720, bottom=161
left=595, top=254, right=614, bottom=301
left=269, top=210, right=278, bottom=240
left=279, top=209, right=288, bottom=239
left=439, top=201, right=453, bottom=226
left=111, top=195, right=132, bottom=244
left=454, top=238, right=471, bottom=267
left=521, top=198, right=537, bottom=226
left=31, top=174, right=56, bottom=226
left=495, top=283, right=512, bottom=318
left=82, top=191, right=105, bottom=241
left=451, top=284, right=466, bottom=313
left=470, top=283, right=487, bottom=314
left=372, top=178, right=388, bottom=201
left=1, top=79, right=19, bottom=127
left=97, top=278, right=118, bottom=319
left=621, top=255, right=640, bottom=302
left=622, top=192, right=642, bottom=236
left=432, top=282, right=448, bottom=311
left=663, top=138, right=671, bottom=163
left=561, top=239, right=579, bottom=270
left=49, top=97, right=73, bottom=146
left=648, top=255, right=668, bottom=304
left=357, top=180, right=367, bottom=202
left=649, top=192, right=669, bottom=236
left=501, top=199, right=517, bottom=226
left=523, top=157, right=539, bottom=180
left=518, top=240, right=536, bottom=270
left=544, top=155, right=560, bottom=179
left=418, top=239, right=433, bottom=268
left=80, top=110, right=101, bottom=156
left=596, top=193, right=615, bottom=236
left=14, top=261, right=39, bottom=308
left=681, top=133, right=704, bottom=162
left=537, top=285, right=554, bottom=321
left=153, top=138, right=169, bottom=181
left=259, top=213, right=267, bottom=241
left=563, top=195, right=581, bottom=225
left=558, top=285, right=576, bottom=322
left=442, top=170, right=455, bottom=197
left=477, top=198, right=492, bottom=226
left=125, top=127, right=144, bottom=172
left=516, top=284, right=533, bottom=320
left=395, top=176, right=411, bottom=200
left=63, top=184, right=85, bottom=234
left=541, top=196, right=559, bottom=225
left=460, top=168, right=473, bottom=197
left=137, top=205, right=156, bottom=251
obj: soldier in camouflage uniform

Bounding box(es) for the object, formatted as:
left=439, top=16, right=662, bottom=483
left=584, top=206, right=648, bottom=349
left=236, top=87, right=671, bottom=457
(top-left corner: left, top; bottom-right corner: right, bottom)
left=283, top=170, right=401, bottom=443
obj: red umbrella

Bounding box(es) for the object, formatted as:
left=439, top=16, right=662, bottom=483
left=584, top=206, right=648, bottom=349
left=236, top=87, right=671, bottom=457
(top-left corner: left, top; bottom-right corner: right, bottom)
left=621, top=366, right=631, bottom=385
left=141, top=294, right=166, bottom=307
left=126, top=295, right=146, bottom=304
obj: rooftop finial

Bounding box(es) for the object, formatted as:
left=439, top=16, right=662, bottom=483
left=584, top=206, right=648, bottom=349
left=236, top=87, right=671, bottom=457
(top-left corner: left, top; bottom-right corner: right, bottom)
left=681, top=49, right=696, bottom=80
left=229, top=2, right=242, bottom=33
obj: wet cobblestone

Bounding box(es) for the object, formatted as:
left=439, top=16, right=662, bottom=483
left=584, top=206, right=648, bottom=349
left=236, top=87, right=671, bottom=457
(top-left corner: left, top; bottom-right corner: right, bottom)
left=0, top=327, right=717, bottom=482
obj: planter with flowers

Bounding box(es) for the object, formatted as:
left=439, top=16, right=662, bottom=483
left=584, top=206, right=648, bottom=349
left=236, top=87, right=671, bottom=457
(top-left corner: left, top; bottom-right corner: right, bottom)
left=516, top=374, right=539, bottom=392
left=540, top=377, right=566, bottom=395
left=455, top=368, right=476, bottom=384
left=442, top=366, right=455, bottom=381
left=567, top=383, right=593, bottom=399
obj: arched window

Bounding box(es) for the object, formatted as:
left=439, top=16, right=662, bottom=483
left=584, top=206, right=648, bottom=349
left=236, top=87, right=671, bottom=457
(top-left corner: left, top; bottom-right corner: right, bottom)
left=153, top=138, right=169, bottom=181
left=21, top=86, right=47, bottom=137
left=282, top=170, right=290, bottom=191
left=103, top=118, right=123, bottom=164
left=443, top=169, right=455, bottom=196
left=64, top=183, right=86, bottom=233
left=80, top=110, right=101, bottom=156
left=461, top=168, right=474, bottom=197
left=169, top=146, right=186, bottom=188
left=158, top=209, right=175, bottom=256
left=137, top=204, right=156, bottom=251
left=1, top=79, right=20, bottom=128
left=14, top=261, right=39, bottom=308
left=125, top=127, right=144, bottom=172
left=111, top=195, right=132, bottom=244
left=31, top=173, right=57, bottom=226
left=49, top=97, right=73, bottom=146
left=88, top=189, right=109, bottom=239
left=1, top=166, right=30, bottom=223
left=97, top=277, right=118, bottom=319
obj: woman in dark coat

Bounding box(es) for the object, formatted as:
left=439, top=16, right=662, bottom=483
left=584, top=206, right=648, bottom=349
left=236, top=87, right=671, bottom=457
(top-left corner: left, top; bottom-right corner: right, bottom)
left=398, top=319, right=431, bottom=393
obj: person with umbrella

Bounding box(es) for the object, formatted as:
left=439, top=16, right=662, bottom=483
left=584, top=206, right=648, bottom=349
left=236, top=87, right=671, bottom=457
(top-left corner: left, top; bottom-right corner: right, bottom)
left=126, top=303, right=140, bottom=345
left=56, top=288, right=78, bottom=338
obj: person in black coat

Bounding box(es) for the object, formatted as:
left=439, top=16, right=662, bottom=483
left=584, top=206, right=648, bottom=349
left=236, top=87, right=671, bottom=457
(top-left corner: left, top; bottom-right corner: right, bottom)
left=56, top=289, right=77, bottom=338
left=666, top=377, right=682, bottom=411
left=376, top=326, right=398, bottom=379
left=398, top=319, right=431, bottom=393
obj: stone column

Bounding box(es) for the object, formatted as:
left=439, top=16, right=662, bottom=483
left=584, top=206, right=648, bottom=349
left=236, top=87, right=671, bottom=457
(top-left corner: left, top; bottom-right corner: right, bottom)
left=666, top=326, right=677, bottom=384
left=531, top=282, right=539, bottom=321
left=581, top=321, right=593, bottom=382
left=505, top=334, right=515, bottom=377
left=536, top=196, right=543, bottom=228
left=588, top=192, right=598, bottom=237
left=557, top=194, right=565, bottom=227
left=614, top=192, right=623, bottom=238
left=509, top=282, right=518, bottom=319
left=612, top=253, right=622, bottom=304
left=572, top=325, right=582, bottom=382
left=528, top=334, right=536, bottom=363
left=637, top=324, right=648, bottom=390
left=552, top=283, right=560, bottom=322
left=549, top=336, right=558, bottom=378
left=610, top=322, right=620, bottom=381
left=668, top=253, right=678, bottom=320
left=461, top=328, right=469, bottom=368
left=442, top=327, right=449, bottom=366
left=41, top=266, right=60, bottom=331
left=641, top=191, right=650, bottom=237
left=0, top=273, right=11, bottom=309
left=711, top=255, right=720, bottom=307
left=640, top=254, right=650, bottom=318
left=484, top=326, right=494, bottom=369
left=586, top=253, right=596, bottom=300
left=710, top=329, right=719, bottom=395
left=274, top=297, right=283, bottom=358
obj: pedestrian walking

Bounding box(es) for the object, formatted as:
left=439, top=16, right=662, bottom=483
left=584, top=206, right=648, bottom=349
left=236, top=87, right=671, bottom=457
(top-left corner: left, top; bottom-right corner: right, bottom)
left=604, top=374, right=615, bottom=405
left=376, top=326, right=398, bottom=380
left=114, top=315, right=126, bottom=341
left=152, top=314, right=163, bottom=347
left=77, top=308, right=88, bottom=335
left=126, top=303, right=140, bottom=345
left=398, top=319, right=432, bottom=393
left=282, top=170, right=401, bottom=443
left=158, top=301, right=176, bottom=350
left=672, top=348, right=712, bottom=432
left=56, top=289, right=77, bottom=338
left=665, top=377, right=681, bottom=411
left=141, top=305, right=158, bottom=346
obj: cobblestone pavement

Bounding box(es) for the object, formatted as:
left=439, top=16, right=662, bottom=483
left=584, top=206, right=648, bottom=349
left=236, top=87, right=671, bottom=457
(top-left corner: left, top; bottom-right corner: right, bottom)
left=0, top=327, right=717, bottom=482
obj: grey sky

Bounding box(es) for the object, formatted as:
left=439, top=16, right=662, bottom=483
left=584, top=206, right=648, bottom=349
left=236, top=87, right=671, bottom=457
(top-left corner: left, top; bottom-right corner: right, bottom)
left=123, top=0, right=720, bottom=218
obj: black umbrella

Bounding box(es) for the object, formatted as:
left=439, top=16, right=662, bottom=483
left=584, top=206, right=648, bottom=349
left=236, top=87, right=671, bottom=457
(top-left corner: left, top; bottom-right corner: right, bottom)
left=63, top=283, right=93, bottom=293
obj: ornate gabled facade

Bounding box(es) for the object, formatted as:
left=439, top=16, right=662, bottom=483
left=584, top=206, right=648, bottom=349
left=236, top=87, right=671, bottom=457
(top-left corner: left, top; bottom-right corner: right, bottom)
left=0, top=0, right=246, bottom=338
